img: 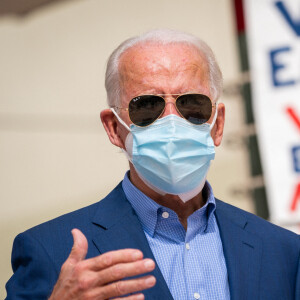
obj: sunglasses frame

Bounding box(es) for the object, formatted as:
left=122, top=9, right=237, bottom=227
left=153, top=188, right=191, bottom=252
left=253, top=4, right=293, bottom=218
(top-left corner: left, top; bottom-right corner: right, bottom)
left=113, top=93, right=216, bottom=127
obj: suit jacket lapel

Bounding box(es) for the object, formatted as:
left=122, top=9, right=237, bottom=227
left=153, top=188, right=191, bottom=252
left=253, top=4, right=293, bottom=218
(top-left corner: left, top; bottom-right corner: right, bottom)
left=215, top=199, right=262, bottom=300
left=91, top=183, right=174, bottom=300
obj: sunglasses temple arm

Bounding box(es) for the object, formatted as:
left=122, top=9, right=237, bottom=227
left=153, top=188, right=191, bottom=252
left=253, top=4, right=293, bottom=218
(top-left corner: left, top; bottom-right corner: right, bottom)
left=110, top=108, right=131, bottom=132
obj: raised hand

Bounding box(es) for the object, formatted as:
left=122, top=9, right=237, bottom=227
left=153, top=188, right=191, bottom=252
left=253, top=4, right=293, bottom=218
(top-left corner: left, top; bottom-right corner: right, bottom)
left=49, top=229, right=156, bottom=300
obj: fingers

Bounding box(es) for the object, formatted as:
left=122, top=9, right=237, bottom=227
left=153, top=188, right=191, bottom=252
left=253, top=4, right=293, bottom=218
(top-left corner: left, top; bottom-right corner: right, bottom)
left=114, top=293, right=144, bottom=300
left=68, top=229, right=88, bottom=266
left=73, top=252, right=155, bottom=297
left=84, top=249, right=144, bottom=271
left=76, top=253, right=155, bottom=289
left=95, top=258, right=155, bottom=286
left=85, top=275, right=156, bottom=300
left=52, top=231, right=156, bottom=300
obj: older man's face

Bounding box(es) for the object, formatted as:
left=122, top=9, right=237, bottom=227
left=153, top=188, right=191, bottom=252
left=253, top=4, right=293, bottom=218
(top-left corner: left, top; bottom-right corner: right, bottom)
left=101, top=42, right=225, bottom=196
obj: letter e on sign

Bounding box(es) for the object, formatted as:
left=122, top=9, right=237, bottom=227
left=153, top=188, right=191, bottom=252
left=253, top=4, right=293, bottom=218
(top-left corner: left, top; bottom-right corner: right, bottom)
left=292, top=146, right=300, bottom=173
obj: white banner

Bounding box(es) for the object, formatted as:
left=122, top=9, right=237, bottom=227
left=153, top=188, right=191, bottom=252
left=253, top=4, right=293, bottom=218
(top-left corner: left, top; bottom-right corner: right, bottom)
left=244, top=0, right=300, bottom=225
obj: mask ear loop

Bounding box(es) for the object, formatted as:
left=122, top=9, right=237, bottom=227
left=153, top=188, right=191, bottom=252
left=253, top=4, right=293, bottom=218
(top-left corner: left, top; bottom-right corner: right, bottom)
left=209, top=101, right=219, bottom=130
left=110, top=108, right=131, bottom=131
left=110, top=108, right=133, bottom=161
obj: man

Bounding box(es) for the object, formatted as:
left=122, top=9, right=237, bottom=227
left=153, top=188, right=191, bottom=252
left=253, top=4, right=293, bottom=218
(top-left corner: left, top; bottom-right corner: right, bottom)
left=6, top=29, right=300, bottom=300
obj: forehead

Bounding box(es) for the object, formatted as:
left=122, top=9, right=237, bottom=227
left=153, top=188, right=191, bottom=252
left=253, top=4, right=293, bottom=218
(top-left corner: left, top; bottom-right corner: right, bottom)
left=118, top=42, right=210, bottom=97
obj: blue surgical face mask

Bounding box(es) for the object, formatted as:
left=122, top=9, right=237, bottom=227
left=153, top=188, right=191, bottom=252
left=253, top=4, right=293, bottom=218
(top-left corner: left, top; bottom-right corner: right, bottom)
left=111, top=109, right=218, bottom=202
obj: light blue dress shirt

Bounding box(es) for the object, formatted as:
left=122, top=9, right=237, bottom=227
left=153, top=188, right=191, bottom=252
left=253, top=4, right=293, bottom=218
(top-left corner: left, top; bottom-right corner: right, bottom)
left=122, top=172, right=230, bottom=300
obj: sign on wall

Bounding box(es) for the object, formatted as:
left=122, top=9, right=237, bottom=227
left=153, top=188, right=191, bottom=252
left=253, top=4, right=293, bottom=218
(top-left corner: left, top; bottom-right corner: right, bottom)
left=244, top=0, right=300, bottom=226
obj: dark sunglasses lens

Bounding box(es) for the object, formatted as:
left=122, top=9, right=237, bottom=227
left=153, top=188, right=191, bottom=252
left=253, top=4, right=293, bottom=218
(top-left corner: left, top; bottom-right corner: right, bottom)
left=129, top=95, right=165, bottom=126
left=177, top=94, right=212, bottom=124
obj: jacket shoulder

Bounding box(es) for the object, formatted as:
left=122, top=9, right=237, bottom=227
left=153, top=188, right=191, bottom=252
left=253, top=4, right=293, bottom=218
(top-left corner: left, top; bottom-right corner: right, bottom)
left=23, top=182, right=125, bottom=240
left=215, top=198, right=300, bottom=244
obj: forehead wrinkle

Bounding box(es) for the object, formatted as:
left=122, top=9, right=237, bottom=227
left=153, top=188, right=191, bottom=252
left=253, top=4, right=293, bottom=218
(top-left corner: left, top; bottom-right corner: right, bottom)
left=118, top=43, right=211, bottom=98
left=120, top=61, right=209, bottom=91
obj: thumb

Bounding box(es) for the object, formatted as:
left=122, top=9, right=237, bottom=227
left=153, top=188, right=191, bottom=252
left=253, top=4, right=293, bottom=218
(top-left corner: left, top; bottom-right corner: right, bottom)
left=67, top=228, right=88, bottom=265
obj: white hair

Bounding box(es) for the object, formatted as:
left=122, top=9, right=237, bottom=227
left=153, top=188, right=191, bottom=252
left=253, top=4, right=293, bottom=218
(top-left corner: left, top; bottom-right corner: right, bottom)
left=105, top=29, right=223, bottom=107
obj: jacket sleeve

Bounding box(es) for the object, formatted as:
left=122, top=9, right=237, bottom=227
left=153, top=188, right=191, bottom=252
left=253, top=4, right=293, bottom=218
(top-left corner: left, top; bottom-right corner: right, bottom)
left=5, top=231, right=59, bottom=300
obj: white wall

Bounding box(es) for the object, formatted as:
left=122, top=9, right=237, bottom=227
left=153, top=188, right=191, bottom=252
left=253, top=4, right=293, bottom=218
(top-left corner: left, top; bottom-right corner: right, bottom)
left=0, top=0, right=252, bottom=297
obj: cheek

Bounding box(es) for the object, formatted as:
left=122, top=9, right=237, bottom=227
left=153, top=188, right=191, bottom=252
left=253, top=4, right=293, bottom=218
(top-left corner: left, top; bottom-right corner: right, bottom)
left=120, top=111, right=131, bottom=124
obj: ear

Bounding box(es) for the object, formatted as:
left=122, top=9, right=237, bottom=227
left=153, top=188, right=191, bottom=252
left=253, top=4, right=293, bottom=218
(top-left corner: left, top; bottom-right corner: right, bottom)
left=211, top=103, right=225, bottom=147
left=100, top=109, right=126, bottom=149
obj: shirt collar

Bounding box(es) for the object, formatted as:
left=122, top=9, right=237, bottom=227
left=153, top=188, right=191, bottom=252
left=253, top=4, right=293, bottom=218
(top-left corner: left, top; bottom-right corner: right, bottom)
left=122, top=171, right=216, bottom=236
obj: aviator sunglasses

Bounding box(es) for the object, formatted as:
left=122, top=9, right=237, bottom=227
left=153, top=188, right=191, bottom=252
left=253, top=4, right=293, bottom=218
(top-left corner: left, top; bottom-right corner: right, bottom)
left=113, top=93, right=216, bottom=127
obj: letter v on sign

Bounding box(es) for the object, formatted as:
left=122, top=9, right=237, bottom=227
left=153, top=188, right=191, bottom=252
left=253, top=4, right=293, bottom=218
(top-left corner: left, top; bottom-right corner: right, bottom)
left=286, top=107, right=300, bottom=211
left=275, top=1, right=300, bottom=36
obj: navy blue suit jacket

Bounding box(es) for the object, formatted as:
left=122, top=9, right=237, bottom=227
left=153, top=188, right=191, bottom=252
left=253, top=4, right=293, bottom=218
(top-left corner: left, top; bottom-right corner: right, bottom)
left=5, top=182, right=300, bottom=299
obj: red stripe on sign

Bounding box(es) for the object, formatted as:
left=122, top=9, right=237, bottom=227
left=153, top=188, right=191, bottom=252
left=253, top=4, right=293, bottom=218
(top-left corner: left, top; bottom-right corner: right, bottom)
left=290, top=182, right=300, bottom=211
left=233, top=0, right=245, bottom=33
left=286, top=107, right=300, bottom=132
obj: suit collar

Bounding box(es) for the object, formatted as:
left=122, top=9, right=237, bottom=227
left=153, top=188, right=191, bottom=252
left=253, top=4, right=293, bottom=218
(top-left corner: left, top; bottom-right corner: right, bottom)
left=91, top=182, right=174, bottom=300
left=215, top=199, right=262, bottom=300
left=92, top=183, right=132, bottom=229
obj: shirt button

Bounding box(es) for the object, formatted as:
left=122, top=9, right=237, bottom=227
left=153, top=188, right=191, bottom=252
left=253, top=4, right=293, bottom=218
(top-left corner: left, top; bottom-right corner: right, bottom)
left=194, top=292, right=200, bottom=299
left=162, top=212, right=169, bottom=218
left=185, top=243, right=190, bottom=250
